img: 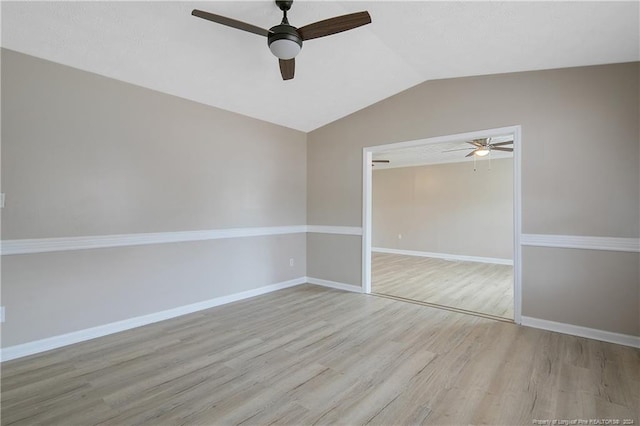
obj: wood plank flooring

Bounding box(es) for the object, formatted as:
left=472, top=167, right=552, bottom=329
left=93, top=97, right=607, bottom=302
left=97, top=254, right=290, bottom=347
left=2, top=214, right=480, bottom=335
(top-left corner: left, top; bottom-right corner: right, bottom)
left=372, top=252, right=514, bottom=319
left=2, top=285, right=638, bottom=425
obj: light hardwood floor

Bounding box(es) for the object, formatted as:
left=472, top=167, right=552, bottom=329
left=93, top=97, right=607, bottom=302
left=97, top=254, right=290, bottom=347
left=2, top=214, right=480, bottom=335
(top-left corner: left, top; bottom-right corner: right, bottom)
left=373, top=252, right=514, bottom=319
left=2, top=285, right=638, bottom=425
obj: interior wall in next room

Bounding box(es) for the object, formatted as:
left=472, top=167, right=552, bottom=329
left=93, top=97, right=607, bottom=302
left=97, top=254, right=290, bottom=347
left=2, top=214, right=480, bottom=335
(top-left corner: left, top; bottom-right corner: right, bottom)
left=373, top=158, right=513, bottom=260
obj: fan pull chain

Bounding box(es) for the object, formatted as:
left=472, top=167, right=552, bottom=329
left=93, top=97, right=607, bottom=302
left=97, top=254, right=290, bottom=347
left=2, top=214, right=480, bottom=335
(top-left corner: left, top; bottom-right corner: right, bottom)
left=473, top=155, right=477, bottom=172
left=488, top=151, right=492, bottom=171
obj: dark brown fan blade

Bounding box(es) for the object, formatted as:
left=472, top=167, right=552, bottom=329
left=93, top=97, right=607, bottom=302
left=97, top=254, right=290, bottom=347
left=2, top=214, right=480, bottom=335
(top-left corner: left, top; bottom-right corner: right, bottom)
left=491, top=141, right=514, bottom=147
left=192, top=9, right=271, bottom=37
left=491, top=147, right=513, bottom=152
left=465, top=150, right=477, bottom=157
left=372, top=160, right=390, bottom=163
left=467, top=140, right=484, bottom=147
left=297, top=11, right=371, bottom=41
left=279, top=59, right=295, bottom=80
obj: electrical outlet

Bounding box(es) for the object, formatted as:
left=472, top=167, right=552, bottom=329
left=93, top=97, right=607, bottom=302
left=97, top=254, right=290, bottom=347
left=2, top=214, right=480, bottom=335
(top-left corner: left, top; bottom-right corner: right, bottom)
left=289, top=258, right=294, bottom=267
left=1, top=307, right=5, bottom=323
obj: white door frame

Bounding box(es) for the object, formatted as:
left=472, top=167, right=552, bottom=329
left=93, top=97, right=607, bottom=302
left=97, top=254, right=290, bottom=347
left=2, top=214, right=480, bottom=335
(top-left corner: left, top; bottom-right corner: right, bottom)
left=362, top=125, right=522, bottom=324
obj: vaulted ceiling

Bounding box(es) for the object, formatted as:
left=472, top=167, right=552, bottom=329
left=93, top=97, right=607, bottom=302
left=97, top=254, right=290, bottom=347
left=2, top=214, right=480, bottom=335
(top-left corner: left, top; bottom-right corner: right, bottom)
left=2, top=1, right=638, bottom=132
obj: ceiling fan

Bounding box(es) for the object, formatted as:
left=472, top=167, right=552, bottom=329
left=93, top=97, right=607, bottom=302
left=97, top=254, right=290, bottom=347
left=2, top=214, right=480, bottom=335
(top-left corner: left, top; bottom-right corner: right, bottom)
left=192, top=1, right=372, bottom=81
left=444, top=138, right=514, bottom=157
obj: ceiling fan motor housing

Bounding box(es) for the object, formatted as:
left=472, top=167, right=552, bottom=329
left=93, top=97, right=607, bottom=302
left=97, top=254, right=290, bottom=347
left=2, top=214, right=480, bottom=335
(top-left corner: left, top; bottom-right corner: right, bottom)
left=268, top=25, right=303, bottom=59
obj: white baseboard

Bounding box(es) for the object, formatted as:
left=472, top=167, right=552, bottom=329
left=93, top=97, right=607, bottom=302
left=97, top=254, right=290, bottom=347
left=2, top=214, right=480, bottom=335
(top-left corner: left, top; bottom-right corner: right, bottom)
left=521, top=316, right=640, bottom=348
left=306, top=276, right=363, bottom=293
left=1, top=277, right=307, bottom=362
left=372, top=247, right=513, bottom=266
left=6, top=282, right=635, bottom=362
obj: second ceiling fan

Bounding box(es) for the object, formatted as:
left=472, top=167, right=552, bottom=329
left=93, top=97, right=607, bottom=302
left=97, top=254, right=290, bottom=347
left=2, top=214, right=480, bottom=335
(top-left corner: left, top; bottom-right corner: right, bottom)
left=192, top=0, right=372, bottom=80
left=445, top=138, right=514, bottom=157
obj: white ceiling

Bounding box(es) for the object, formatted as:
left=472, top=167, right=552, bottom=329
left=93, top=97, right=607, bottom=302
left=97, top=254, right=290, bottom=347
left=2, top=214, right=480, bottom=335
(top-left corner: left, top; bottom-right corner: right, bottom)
left=372, top=135, right=514, bottom=169
left=2, top=1, right=639, bottom=132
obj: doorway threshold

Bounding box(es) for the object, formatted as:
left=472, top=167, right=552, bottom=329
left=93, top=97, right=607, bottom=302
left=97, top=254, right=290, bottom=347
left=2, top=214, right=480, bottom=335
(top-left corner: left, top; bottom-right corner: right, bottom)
left=371, top=292, right=515, bottom=324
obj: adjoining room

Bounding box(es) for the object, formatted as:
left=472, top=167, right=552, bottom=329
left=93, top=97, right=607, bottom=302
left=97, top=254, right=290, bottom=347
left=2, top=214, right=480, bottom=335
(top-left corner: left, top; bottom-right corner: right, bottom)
left=371, top=135, right=514, bottom=319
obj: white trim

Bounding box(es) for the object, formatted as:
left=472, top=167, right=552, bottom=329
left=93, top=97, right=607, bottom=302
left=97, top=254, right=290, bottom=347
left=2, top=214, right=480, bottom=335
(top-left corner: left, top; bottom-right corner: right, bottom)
left=521, top=234, right=639, bottom=253
left=6, top=229, right=635, bottom=256
left=521, top=316, right=640, bottom=349
left=512, top=125, right=522, bottom=323
left=372, top=247, right=513, bottom=265
left=372, top=153, right=514, bottom=170
left=363, top=150, right=373, bottom=293
left=306, top=277, right=364, bottom=293
left=306, top=226, right=363, bottom=236
left=370, top=126, right=523, bottom=152
left=1, top=226, right=308, bottom=256
left=1, top=225, right=368, bottom=256
left=363, top=125, right=523, bottom=324
left=1, top=277, right=306, bottom=362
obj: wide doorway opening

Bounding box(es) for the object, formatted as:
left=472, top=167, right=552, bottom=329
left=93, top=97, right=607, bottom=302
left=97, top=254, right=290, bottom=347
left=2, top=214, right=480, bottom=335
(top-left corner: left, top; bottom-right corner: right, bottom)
left=362, top=127, right=522, bottom=322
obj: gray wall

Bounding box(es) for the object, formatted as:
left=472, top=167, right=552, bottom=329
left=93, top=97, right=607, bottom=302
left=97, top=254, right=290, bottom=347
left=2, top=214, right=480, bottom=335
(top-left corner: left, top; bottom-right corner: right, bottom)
left=372, top=159, right=513, bottom=260
left=1, top=49, right=307, bottom=347
left=308, top=62, right=639, bottom=336
left=2, top=48, right=638, bottom=348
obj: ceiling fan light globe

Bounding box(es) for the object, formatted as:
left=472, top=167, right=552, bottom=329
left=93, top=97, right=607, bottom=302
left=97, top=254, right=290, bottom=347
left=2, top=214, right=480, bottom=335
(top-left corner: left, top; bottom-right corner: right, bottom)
left=268, top=25, right=303, bottom=59
left=475, top=149, right=490, bottom=157
left=269, top=39, right=301, bottom=59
